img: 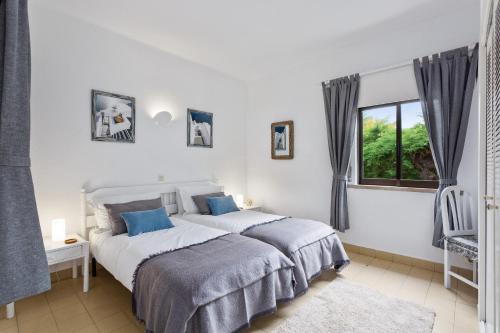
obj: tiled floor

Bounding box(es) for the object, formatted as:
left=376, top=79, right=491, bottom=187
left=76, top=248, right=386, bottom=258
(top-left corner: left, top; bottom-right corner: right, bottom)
left=0, top=252, right=478, bottom=333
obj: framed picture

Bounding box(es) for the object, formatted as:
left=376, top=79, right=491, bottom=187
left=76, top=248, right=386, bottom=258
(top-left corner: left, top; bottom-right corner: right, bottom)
left=187, top=109, right=213, bottom=148
left=91, top=90, right=135, bottom=143
left=271, top=120, right=294, bottom=159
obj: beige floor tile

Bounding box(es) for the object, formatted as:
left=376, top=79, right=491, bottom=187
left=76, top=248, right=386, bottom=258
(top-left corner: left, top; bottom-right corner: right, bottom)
left=433, top=318, right=454, bottom=333
left=0, top=317, right=16, bottom=331
left=373, top=273, right=407, bottom=297
left=111, top=323, right=143, bottom=333
left=0, top=326, right=18, bottom=333
left=398, top=288, right=428, bottom=306
left=424, top=297, right=456, bottom=325
left=95, top=311, right=131, bottom=333
left=73, top=325, right=99, bottom=333
left=454, top=320, right=479, bottom=333
left=86, top=301, right=122, bottom=322
left=16, top=301, right=51, bottom=323
left=52, top=302, right=88, bottom=322
left=48, top=294, right=82, bottom=311
left=18, top=313, right=58, bottom=333
left=398, top=276, right=431, bottom=305
left=55, top=312, right=94, bottom=333
left=409, top=267, right=433, bottom=281
left=428, top=282, right=457, bottom=303
left=351, top=265, right=386, bottom=288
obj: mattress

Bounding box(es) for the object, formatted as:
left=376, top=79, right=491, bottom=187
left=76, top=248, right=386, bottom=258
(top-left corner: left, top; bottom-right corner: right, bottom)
left=89, top=217, right=228, bottom=290
left=182, top=209, right=286, bottom=233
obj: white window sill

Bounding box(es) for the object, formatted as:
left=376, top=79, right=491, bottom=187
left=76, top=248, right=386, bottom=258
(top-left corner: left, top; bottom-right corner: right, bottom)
left=347, top=183, right=436, bottom=194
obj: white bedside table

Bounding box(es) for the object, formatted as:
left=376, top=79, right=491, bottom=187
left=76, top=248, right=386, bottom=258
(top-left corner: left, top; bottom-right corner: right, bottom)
left=44, top=234, right=89, bottom=293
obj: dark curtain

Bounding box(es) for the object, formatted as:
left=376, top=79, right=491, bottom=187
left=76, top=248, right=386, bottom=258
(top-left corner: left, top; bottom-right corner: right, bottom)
left=322, top=75, right=360, bottom=232
left=413, top=44, right=479, bottom=247
left=0, top=0, right=50, bottom=305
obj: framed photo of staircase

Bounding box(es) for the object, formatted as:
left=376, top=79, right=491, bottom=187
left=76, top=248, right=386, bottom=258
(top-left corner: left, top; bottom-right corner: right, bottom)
left=91, top=90, right=136, bottom=143
left=187, top=109, right=213, bottom=148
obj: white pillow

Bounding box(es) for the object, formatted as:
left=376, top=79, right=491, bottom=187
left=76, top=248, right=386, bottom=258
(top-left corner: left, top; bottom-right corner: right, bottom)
left=94, top=205, right=111, bottom=229
left=177, top=184, right=223, bottom=214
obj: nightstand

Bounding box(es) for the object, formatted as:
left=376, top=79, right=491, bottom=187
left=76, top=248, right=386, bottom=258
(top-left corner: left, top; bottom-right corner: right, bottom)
left=44, top=234, right=89, bottom=293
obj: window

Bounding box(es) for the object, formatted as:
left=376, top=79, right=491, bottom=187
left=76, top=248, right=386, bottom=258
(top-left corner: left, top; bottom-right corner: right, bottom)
left=358, top=100, right=438, bottom=188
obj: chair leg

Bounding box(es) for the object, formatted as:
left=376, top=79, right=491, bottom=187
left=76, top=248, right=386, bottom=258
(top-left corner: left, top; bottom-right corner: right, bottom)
left=444, top=240, right=451, bottom=289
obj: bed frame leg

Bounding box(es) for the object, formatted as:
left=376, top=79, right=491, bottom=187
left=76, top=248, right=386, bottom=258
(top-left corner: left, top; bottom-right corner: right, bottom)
left=92, top=257, right=97, bottom=277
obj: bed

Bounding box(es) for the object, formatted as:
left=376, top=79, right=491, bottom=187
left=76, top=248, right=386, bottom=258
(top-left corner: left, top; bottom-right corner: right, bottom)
left=180, top=195, right=350, bottom=296
left=81, top=181, right=295, bottom=333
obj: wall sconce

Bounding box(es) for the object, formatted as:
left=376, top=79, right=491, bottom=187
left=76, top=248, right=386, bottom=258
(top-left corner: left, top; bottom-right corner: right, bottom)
left=51, top=218, right=66, bottom=242
left=153, top=111, right=173, bottom=127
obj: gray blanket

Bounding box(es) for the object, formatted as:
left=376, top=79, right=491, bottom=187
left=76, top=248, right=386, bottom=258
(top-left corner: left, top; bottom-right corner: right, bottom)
left=132, top=233, right=295, bottom=333
left=242, top=217, right=350, bottom=296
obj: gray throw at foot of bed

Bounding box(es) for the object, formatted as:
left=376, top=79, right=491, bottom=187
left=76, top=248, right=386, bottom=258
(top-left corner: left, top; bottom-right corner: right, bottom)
left=132, top=233, right=295, bottom=333
left=242, top=217, right=350, bottom=296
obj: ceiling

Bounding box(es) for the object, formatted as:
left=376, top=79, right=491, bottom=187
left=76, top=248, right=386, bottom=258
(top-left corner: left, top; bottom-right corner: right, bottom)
left=37, top=0, right=479, bottom=81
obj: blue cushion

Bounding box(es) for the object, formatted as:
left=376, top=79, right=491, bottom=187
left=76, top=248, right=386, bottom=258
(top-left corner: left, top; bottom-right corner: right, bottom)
left=206, top=195, right=240, bottom=216
left=121, top=207, right=174, bottom=237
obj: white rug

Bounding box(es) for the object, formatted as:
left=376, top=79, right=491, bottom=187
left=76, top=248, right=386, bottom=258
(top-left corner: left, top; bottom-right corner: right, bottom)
left=270, top=278, right=435, bottom=333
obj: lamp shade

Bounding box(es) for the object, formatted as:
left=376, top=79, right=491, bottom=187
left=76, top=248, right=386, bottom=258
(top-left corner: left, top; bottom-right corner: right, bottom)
left=51, top=219, right=66, bottom=242
left=153, top=111, right=173, bottom=127
left=235, top=194, right=244, bottom=208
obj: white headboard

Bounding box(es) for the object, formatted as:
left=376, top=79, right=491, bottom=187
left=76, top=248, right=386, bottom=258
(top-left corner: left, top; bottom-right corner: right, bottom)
left=80, top=179, right=214, bottom=239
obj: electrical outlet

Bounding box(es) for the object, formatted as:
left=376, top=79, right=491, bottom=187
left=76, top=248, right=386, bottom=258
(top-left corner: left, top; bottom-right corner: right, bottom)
left=158, top=175, right=165, bottom=182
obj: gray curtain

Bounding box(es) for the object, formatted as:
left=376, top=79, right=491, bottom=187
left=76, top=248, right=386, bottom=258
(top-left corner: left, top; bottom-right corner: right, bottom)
left=413, top=44, right=478, bottom=248
left=0, top=0, right=50, bottom=305
left=322, top=75, right=360, bottom=232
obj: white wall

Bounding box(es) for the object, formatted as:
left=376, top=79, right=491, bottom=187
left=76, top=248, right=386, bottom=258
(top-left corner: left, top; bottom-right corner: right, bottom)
left=29, top=5, right=248, bottom=236
left=29, top=3, right=479, bottom=266
left=246, top=12, right=479, bottom=265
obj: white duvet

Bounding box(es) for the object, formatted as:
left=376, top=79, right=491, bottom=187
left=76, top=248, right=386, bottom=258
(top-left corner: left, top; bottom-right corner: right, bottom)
left=182, top=210, right=286, bottom=233
left=90, top=217, right=228, bottom=291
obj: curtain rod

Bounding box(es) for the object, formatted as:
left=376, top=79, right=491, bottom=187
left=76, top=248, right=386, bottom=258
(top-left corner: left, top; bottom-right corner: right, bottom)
left=321, top=43, right=478, bottom=85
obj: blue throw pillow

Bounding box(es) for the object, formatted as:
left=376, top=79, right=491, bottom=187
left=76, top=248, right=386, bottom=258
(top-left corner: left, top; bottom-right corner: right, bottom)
left=206, top=195, right=240, bottom=216
left=121, top=207, right=174, bottom=237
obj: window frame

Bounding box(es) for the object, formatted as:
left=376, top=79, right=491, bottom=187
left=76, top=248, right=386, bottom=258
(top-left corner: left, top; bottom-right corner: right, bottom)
left=357, top=99, right=438, bottom=189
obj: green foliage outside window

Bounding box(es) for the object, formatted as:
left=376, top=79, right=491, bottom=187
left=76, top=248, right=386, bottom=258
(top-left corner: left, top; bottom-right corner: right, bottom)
left=362, top=117, right=437, bottom=180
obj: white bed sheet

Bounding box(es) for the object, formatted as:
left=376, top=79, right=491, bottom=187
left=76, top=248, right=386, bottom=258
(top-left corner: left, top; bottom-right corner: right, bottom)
left=182, top=210, right=286, bottom=233
left=89, top=217, right=228, bottom=291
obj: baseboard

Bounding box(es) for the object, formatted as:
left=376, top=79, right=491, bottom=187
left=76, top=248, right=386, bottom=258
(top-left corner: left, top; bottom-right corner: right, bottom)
left=343, top=242, right=474, bottom=277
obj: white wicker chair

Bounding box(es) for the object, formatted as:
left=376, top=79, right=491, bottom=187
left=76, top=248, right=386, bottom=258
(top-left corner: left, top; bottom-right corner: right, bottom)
left=440, top=186, right=478, bottom=289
